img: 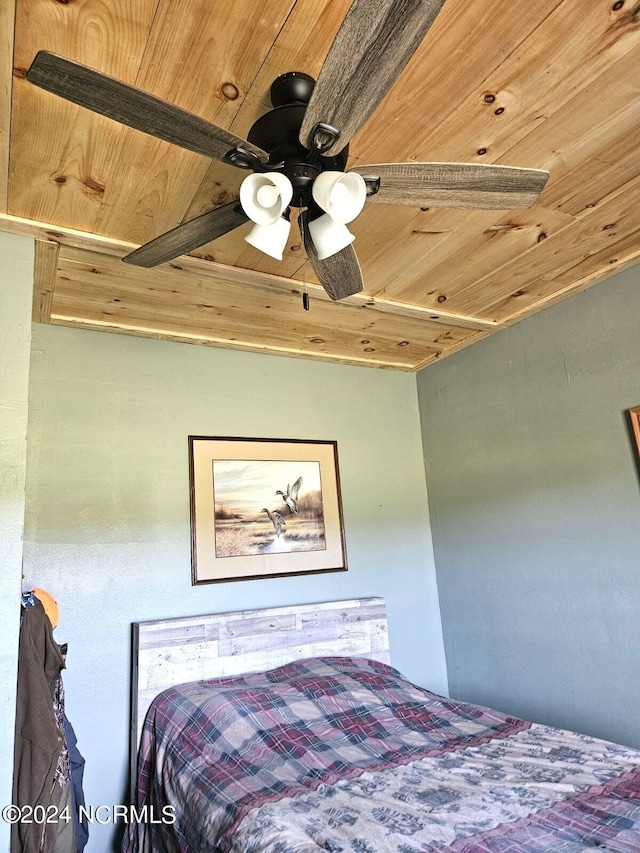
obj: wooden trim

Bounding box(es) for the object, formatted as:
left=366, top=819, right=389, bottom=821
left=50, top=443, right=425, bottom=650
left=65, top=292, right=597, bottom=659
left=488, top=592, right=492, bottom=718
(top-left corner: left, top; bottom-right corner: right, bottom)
left=0, top=0, right=16, bottom=210
left=629, top=407, right=640, bottom=459
left=344, top=295, right=501, bottom=332
left=0, top=211, right=160, bottom=255
left=130, top=597, right=389, bottom=798
left=32, top=240, right=59, bottom=323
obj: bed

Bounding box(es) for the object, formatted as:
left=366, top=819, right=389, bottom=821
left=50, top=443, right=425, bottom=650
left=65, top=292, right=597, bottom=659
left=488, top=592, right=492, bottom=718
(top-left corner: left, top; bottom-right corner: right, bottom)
left=124, top=598, right=640, bottom=852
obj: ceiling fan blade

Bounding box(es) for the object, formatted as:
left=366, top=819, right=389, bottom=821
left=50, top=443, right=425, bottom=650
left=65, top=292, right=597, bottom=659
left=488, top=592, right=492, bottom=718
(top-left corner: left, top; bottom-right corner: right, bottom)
left=350, top=162, right=550, bottom=209
left=300, top=211, right=363, bottom=301
left=299, top=0, right=446, bottom=157
left=26, top=51, right=268, bottom=165
left=123, top=201, right=249, bottom=268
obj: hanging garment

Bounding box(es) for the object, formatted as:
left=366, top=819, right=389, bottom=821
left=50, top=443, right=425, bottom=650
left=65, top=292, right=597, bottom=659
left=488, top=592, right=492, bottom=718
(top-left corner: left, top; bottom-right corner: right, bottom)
left=63, top=716, right=88, bottom=851
left=51, top=780, right=76, bottom=853
left=12, top=599, right=67, bottom=853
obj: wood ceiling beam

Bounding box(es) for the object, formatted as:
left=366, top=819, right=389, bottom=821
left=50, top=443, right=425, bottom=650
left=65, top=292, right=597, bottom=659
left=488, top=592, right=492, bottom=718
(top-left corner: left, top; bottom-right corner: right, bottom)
left=0, top=212, right=501, bottom=333
left=49, top=246, right=478, bottom=369
left=46, top=315, right=428, bottom=371
left=32, top=239, right=59, bottom=323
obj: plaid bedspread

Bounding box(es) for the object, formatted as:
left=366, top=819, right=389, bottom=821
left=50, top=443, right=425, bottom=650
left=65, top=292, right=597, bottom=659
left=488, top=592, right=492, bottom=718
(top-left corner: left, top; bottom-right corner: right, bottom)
left=122, top=656, right=640, bottom=853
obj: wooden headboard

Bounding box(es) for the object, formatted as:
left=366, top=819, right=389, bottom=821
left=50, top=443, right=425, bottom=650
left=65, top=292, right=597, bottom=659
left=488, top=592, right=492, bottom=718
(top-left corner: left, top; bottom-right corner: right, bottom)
left=130, top=597, right=389, bottom=793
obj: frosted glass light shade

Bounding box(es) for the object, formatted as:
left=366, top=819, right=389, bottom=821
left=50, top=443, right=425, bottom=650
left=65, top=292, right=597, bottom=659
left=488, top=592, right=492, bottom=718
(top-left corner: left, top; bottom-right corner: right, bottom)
left=307, top=213, right=355, bottom=260
left=245, top=217, right=291, bottom=260
left=312, top=171, right=367, bottom=224
left=240, top=172, right=293, bottom=225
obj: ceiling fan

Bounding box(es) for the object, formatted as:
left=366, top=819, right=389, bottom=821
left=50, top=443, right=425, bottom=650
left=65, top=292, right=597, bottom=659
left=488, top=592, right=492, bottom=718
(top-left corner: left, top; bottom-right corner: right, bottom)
left=25, top=0, right=549, bottom=302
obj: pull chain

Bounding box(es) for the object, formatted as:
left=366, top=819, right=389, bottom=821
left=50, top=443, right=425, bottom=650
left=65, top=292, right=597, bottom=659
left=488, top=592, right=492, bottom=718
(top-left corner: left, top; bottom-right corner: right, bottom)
left=299, top=231, right=310, bottom=310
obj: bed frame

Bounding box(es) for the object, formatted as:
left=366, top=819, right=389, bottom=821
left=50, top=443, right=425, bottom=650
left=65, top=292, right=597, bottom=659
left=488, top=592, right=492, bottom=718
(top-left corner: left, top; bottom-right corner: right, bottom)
left=130, top=597, right=389, bottom=794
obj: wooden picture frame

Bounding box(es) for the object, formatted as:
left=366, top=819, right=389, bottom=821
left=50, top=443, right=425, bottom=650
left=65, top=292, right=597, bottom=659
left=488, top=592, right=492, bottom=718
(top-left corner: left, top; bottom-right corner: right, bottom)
left=629, top=407, right=640, bottom=457
left=189, top=436, right=347, bottom=584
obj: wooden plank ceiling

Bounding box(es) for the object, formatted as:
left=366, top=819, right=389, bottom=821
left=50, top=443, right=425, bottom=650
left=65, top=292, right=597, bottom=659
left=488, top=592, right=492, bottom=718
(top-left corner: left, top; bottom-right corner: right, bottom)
left=2, top=0, right=640, bottom=370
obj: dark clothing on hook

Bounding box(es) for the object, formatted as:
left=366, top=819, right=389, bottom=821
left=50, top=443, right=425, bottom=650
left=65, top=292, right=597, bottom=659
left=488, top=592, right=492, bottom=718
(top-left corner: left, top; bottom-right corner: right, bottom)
left=12, top=599, right=66, bottom=853
left=64, top=716, right=88, bottom=851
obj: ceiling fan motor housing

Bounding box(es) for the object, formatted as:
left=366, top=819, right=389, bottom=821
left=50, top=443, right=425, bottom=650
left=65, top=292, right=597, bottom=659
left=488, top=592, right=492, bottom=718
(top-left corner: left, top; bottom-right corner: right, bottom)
left=246, top=72, right=349, bottom=208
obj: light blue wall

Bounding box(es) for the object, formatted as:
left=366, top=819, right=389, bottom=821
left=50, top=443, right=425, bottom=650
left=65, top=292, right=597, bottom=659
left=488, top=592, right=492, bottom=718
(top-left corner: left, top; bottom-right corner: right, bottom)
left=0, top=233, right=33, bottom=853
left=416, top=265, right=640, bottom=749
left=23, top=323, right=447, bottom=852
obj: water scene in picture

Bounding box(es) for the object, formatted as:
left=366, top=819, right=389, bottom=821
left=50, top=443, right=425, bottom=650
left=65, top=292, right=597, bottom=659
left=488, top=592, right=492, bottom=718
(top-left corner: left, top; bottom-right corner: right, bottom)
left=212, top=459, right=326, bottom=556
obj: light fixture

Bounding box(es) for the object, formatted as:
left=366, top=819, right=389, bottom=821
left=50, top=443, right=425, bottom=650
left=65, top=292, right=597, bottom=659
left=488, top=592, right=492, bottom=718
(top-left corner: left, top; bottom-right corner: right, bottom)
left=311, top=171, right=367, bottom=225
left=239, top=172, right=293, bottom=260
left=239, top=170, right=368, bottom=262
left=245, top=214, right=291, bottom=261
left=240, top=172, right=293, bottom=224
left=304, top=171, right=367, bottom=260
left=307, top=213, right=355, bottom=260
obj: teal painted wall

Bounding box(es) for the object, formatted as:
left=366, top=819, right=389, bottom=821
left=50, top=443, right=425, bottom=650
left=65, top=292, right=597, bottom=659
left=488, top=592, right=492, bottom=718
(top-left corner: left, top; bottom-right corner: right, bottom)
left=23, top=323, right=447, bottom=851
left=417, top=265, right=640, bottom=749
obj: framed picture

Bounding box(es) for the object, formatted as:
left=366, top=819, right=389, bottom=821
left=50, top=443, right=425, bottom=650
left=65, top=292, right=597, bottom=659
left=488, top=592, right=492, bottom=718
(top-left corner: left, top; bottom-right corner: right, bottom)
left=189, top=436, right=347, bottom=584
left=629, top=407, right=640, bottom=457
